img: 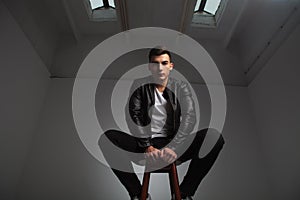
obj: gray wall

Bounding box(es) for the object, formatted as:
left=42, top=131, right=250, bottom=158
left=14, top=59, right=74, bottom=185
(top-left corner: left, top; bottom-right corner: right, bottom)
left=17, top=78, right=271, bottom=200
left=0, top=1, right=50, bottom=199
left=2, top=0, right=60, bottom=70
left=248, top=23, right=300, bottom=200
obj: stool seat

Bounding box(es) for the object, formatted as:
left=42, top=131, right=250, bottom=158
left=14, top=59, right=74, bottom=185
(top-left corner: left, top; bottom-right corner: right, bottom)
left=140, top=162, right=181, bottom=200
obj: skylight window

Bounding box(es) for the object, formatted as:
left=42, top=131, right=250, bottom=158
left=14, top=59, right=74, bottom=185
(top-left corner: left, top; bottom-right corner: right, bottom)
left=84, top=0, right=117, bottom=21
left=194, top=0, right=221, bottom=15
left=192, top=0, right=226, bottom=28
left=89, top=0, right=115, bottom=10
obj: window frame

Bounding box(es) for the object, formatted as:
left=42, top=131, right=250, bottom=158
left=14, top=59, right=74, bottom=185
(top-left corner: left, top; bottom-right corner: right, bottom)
left=192, top=0, right=227, bottom=28
left=84, top=0, right=117, bottom=22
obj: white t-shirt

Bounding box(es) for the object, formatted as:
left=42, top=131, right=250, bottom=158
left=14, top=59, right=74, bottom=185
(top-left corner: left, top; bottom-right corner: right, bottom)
left=151, top=88, right=173, bottom=138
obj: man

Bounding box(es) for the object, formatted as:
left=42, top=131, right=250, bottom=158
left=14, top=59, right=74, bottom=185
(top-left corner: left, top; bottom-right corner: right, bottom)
left=99, top=46, right=224, bottom=200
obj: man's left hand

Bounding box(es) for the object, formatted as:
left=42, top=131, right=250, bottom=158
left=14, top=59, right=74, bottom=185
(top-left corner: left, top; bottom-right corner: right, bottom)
left=160, top=148, right=177, bottom=163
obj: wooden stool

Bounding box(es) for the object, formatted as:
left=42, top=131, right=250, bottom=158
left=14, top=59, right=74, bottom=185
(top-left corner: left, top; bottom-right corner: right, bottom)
left=140, top=163, right=181, bottom=200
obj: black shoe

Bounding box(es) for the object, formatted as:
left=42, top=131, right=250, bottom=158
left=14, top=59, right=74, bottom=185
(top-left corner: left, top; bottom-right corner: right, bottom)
left=171, top=193, right=193, bottom=200
left=131, top=193, right=152, bottom=200
left=182, top=197, right=193, bottom=200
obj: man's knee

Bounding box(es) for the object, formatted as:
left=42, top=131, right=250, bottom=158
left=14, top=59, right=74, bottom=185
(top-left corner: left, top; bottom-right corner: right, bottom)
left=98, top=129, right=115, bottom=147
left=194, top=128, right=217, bottom=141
left=206, top=128, right=225, bottom=149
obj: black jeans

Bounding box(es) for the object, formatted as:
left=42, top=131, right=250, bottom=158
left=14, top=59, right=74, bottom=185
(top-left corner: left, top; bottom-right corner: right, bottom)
left=99, top=128, right=224, bottom=197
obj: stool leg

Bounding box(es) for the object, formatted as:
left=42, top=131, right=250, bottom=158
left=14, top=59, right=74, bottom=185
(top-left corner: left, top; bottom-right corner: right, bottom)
left=141, top=172, right=150, bottom=200
left=169, top=163, right=181, bottom=200
left=168, top=170, right=175, bottom=197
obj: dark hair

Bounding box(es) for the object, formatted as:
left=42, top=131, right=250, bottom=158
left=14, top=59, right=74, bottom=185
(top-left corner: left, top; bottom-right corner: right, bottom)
left=148, top=46, right=172, bottom=62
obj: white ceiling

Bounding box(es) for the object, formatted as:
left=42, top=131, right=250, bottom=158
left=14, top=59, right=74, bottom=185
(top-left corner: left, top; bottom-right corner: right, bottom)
left=3, top=0, right=300, bottom=86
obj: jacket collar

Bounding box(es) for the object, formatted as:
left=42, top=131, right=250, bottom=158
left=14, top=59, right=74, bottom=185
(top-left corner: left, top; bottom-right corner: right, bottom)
left=146, top=76, right=176, bottom=107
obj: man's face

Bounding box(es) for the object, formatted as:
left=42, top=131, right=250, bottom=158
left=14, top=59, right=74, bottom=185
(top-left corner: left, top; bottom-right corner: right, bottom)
left=148, top=54, right=173, bottom=83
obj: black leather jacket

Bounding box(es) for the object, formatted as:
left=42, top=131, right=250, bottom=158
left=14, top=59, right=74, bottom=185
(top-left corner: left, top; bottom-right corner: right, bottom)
left=125, top=76, right=196, bottom=150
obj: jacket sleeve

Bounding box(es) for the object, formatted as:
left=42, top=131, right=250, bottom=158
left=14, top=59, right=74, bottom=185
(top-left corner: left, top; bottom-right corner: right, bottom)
left=125, top=81, right=152, bottom=150
left=168, top=82, right=196, bottom=150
